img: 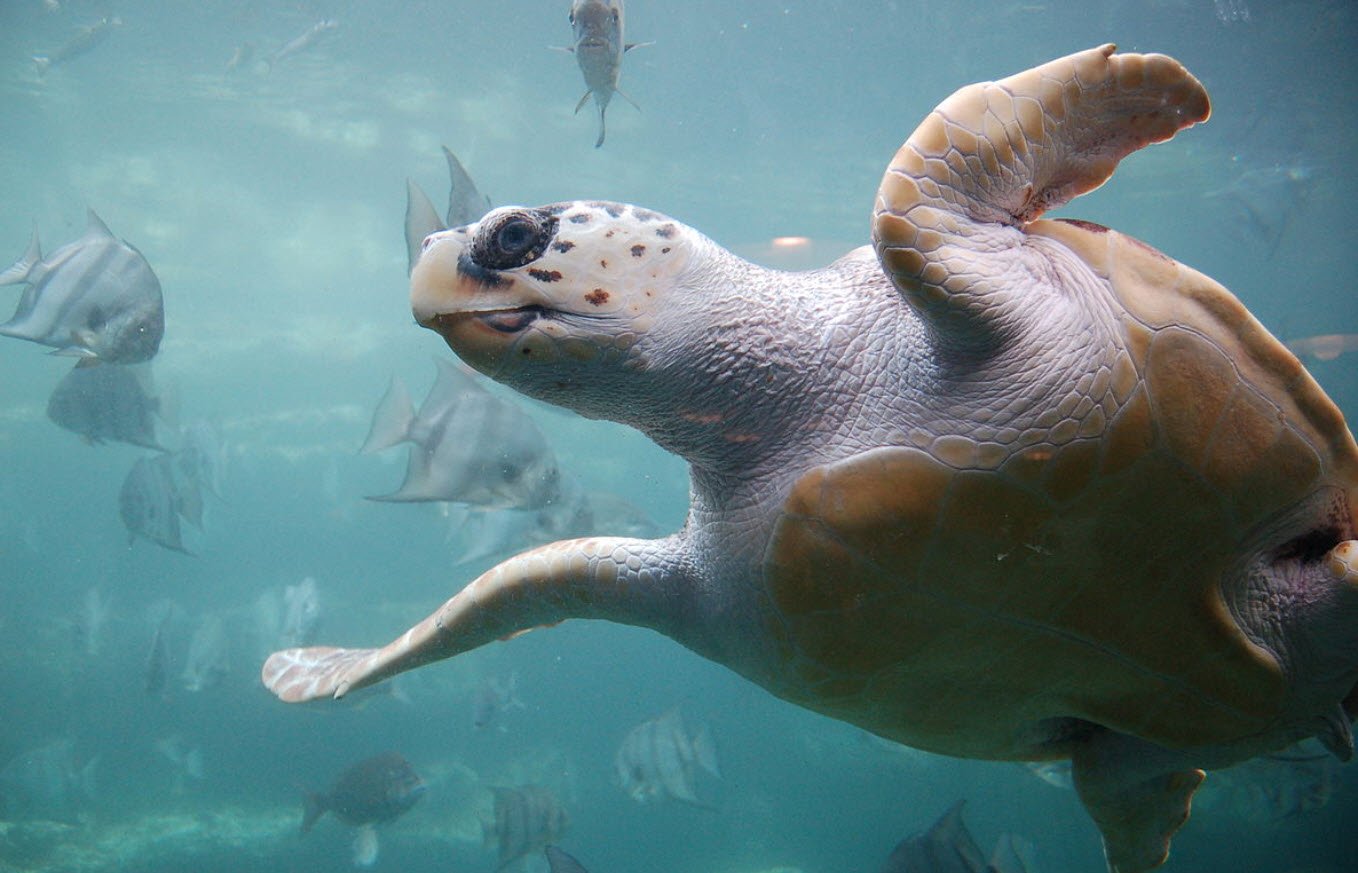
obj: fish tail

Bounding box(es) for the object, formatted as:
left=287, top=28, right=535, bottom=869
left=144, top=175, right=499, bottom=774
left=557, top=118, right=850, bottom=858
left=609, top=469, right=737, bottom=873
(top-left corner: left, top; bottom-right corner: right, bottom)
left=300, top=790, right=328, bottom=833
left=359, top=377, right=416, bottom=453
left=692, top=723, right=720, bottom=779
left=0, top=229, right=42, bottom=285
left=595, top=102, right=607, bottom=149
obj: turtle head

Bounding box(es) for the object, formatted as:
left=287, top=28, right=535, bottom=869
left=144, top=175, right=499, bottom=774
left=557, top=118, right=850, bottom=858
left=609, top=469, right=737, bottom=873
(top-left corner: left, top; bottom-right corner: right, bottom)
left=411, top=200, right=699, bottom=416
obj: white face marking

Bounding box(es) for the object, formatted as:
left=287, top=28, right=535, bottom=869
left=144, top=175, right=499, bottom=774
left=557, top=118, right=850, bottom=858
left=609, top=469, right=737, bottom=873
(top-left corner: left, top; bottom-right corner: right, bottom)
left=410, top=201, right=697, bottom=375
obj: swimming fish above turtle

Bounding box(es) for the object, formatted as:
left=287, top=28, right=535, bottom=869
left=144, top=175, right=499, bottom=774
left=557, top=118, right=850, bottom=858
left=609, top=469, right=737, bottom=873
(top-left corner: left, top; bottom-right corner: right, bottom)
left=264, top=46, right=1358, bottom=873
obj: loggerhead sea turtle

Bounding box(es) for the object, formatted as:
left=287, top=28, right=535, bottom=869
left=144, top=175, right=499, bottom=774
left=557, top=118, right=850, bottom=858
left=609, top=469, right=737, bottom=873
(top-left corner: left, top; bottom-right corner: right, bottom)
left=263, top=46, right=1358, bottom=872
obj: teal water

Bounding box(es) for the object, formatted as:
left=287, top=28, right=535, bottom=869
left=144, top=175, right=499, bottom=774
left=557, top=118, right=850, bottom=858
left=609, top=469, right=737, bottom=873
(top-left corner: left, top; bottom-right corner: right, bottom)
left=0, top=2, right=1355, bottom=872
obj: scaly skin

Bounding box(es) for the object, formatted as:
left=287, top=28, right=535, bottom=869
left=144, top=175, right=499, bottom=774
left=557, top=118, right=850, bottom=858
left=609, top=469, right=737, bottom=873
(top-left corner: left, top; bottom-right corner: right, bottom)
left=264, top=47, right=1358, bottom=873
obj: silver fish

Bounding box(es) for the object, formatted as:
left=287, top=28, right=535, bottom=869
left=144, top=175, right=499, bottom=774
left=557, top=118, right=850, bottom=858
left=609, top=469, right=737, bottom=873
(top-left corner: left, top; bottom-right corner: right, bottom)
left=484, top=785, right=569, bottom=869
left=1, top=211, right=164, bottom=364
left=404, top=146, right=492, bottom=273
left=545, top=846, right=590, bottom=873
left=613, top=708, right=719, bottom=806
left=471, top=672, right=524, bottom=731
left=75, top=587, right=112, bottom=658
left=879, top=801, right=1029, bottom=873
left=182, top=613, right=230, bottom=692
left=118, top=453, right=190, bottom=553
left=564, top=0, right=648, bottom=147
left=145, top=604, right=174, bottom=697
left=266, top=19, right=338, bottom=71
left=0, top=739, right=97, bottom=823
left=282, top=576, right=322, bottom=647
left=361, top=359, right=563, bottom=508
left=47, top=362, right=163, bottom=449
left=32, top=16, right=122, bottom=78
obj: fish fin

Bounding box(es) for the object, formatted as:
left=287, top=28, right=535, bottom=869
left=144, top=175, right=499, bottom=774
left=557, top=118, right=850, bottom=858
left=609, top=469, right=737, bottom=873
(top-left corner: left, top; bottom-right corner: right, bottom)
left=359, top=376, right=416, bottom=454
left=0, top=229, right=42, bottom=285
left=615, top=87, right=642, bottom=112
left=301, top=790, right=328, bottom=833
left=1072, top=734, right=1204, bottom=873
left=352, top=823, right=379, bottom=867
left=692, top=723, right=720, bottom=779
left=84, top=209, right=115, bottom=239
left=32, top=56, right=50, bottom=78
left=573, top=90, right=592, bottom=115
left=595, top=103, right=607, bottom=149
left=404, top=180, right=445, bottom=275
left=624, top=41, right=655, bottom=52
left=549, top=44, right=575, bottom=53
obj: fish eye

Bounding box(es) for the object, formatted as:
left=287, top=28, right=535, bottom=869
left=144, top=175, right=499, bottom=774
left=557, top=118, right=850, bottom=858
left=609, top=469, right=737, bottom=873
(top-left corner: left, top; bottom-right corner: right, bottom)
left=471, top=210, right=557, bottom=271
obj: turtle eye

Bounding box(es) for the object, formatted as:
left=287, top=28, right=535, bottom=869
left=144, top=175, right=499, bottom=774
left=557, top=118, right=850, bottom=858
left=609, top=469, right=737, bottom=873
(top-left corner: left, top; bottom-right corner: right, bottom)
left=470, top=210, right=557, bottom=271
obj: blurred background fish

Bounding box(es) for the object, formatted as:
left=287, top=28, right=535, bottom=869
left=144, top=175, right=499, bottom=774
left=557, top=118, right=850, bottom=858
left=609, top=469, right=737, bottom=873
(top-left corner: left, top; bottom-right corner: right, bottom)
left=281, top=575, right=322, bottom=647
left=301, top=751, right=425, bottom=868
left=118, top=453, right=191, bottom=552
left=0, top=739, right=97, bottom=824
left=1286, top=333, right=1358, bottom=363
left=361, top=359, right=563, bottom=508
left=0, top=211, right=163, bottom=364
left=265, top=19, right=338, bottom=73
left=181, top=612, right=230, bottom=692
left=613, top=707, right=719, bottom=806
left=484, top=784, right=569, bottom=870
left=46, top=362, right=164, bottom=449
left=879, top=801, right=1030, bottom=873
left=31, top=15, right=121, bottom=78
left=471, top=672, right=525, bottom=732
left=545, top=845, right=591, bottom=873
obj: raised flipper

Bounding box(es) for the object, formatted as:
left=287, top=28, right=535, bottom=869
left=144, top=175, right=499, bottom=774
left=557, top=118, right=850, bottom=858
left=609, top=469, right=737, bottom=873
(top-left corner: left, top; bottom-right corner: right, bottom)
left=261, top=536, right=686, bottom=703
left=1071, top=729, right=1205, bottom=873
left=872, top=44, right=1210, bottom=347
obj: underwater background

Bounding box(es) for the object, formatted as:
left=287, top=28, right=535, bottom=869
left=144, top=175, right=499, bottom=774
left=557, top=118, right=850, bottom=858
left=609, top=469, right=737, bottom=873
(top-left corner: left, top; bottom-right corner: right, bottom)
left=0, top=1, right=1355, bottom=871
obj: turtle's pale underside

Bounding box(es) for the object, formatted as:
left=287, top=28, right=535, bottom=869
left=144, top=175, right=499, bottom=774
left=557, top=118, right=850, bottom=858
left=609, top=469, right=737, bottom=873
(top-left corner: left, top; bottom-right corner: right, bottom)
left=263, top=46, right=1358, bottom=872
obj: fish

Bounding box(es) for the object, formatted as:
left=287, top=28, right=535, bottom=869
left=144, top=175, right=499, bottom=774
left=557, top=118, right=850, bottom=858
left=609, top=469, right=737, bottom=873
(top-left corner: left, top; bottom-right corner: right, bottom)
left=225, top=41, right=256, bottom=74
left=1197, top=745, right=1337, bottom=822
left=46, top=362, right=164, bottom=449
left=484, top=785, right=569, bottom=869
left=118, top=453, right=191, bottom=552
left=613, top=707, right=720, bottom=806
left=404, top=146, right=493, bottom=273
left=282, top=576, right=322, bottom=647
left=174, top=420, right=226, bottom=499
left=1205, top=162, right=1314, bottom=255
left=1286, top=333, right=1358, bottom=362
left=154, top=735, right=205, bottom=792
left=181, top=613, right=230, bottom=692
left=302, top=752, right=425, bottom=868
left=471, top=672, right=525, bottom=731
left=1, top=211, right=164, bottom=364
left=75, top=587, right=112, bottom=657
left=32, top=16, right=122, bottom=78
left=563, top=0, right=649, bottom=147
left=0, top=739, right=97, bottom=823
left=878, top=801, right=1029, bottom=873
left=145, top=604, right=174, bottom=697
left=545, top=846, right=591, bottom=873
left=361, top=359, right=563, bottom=508
left=266, top=19, right=338, bottom=72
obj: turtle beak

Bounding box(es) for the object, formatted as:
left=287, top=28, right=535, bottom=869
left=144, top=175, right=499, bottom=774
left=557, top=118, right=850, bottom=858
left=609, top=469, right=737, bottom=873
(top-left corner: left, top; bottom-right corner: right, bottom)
left=410, top=231, right=549, bottom=371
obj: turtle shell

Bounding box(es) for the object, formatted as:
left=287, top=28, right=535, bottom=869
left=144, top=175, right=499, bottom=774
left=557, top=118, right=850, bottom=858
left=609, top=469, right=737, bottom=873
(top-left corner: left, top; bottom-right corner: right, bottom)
left=763, top=218, right=1358, bottom=760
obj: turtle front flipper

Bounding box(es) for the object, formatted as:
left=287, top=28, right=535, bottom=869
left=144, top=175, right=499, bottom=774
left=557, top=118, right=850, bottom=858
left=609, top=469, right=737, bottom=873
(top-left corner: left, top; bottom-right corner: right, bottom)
left=872, top=44, right=1209, bottom=347
left=1071, top=730, right=1206, bottom=873
left=261, top=535, right=687, bottom=703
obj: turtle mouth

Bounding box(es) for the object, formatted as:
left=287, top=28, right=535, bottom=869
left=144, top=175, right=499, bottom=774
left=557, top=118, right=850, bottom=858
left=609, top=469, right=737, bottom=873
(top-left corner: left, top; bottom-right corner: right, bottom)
left=431, top=306, right=548, bottom=335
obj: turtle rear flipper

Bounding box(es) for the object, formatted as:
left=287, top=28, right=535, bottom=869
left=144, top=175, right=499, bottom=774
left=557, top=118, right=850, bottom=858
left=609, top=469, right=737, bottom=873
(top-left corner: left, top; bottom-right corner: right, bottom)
left=872, top=44, right=1209, bottom=345
left=1072, top=731, right=1205, bottom=873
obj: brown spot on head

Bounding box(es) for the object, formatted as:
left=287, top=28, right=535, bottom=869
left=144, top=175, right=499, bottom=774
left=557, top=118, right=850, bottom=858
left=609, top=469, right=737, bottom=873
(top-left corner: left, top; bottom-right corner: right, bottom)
left=528, top=268, right=563, bottom=282
left=552, top=240, right=576, bottom=253
left=605, top=229, right=616, bottom=238
left=585, top=289, right=610, bottom=306
left=633, top=208, right=660, bottom=222
left=568, top=213, right=591, bottom=225
left=600, top=259, right=608, bottom=269
left=630, top=244, right=646, bottom=258
left=587, top=201, right=624, bottom=218
left=661, top=247, right=671, bottom=254
left=655, top=224, right=676, bottom=239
